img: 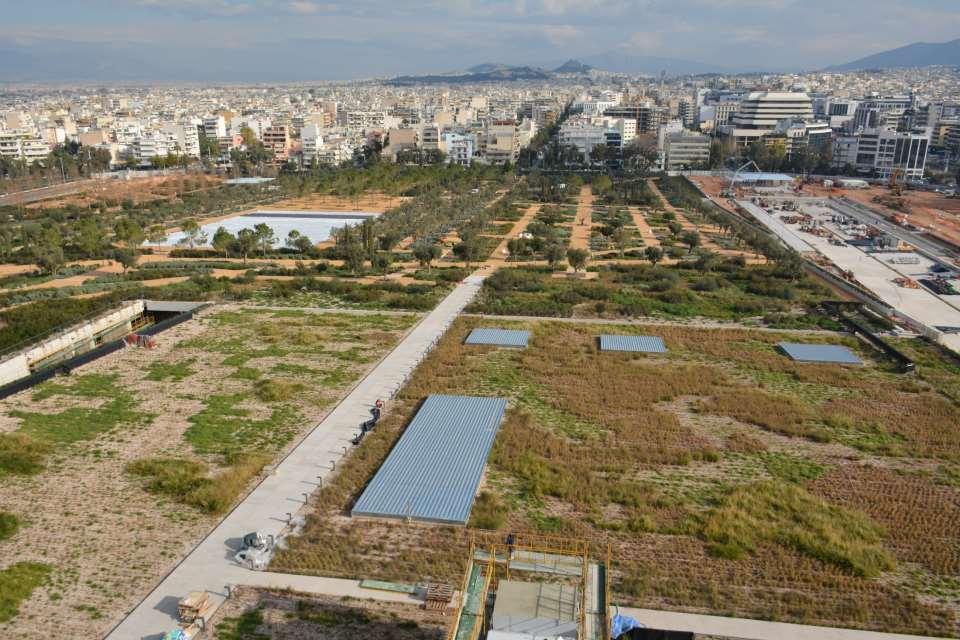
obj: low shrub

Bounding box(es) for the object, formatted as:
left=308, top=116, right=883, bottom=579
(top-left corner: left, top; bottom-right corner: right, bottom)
left=702, top=480, right=894, bottom=578
left=127, top=453, right=271, bottom=514
left=0, top=562, right=52, bottom=623
left=0, top=513, right=19, bottom=541
left=255, top=378, right=306, bottom=402
left=469, top=491, right=507, bottom=530
left=0, top=434, right=50, bottom=477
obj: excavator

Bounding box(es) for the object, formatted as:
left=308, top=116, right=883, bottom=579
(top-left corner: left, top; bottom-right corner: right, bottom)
left=889, top=168, right=904, bottom=197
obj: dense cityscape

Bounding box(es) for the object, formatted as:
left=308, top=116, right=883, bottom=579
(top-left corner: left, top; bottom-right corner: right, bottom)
left=2, top=5, right=960, bottom=640
left=2, top=66, right=960, bottom=181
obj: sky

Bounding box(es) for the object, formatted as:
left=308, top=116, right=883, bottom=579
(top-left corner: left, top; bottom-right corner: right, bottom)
left=0, top=0, right=958, bottom=81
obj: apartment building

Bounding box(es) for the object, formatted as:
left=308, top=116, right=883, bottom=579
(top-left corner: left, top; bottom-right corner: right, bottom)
left=481, top=120, right=522, bottom=165
left=853, top=96, right=912, bottom=131
left=421, top=125, right=441, bottom=152
left=262, top=125, right=291, bottom=161
left=603, top=103, right=668, bottom=135
left=346, top=111, right=385, bottom=131
left=0, top=131, right=50, bottom=163
left=301, top=123, right=323, bottom=164
left=203, top=115, right=227, bottom=139
left=160, top=123, right=200, bottom=157
left=441, top=132, right=474, bottom=166
left=662, top=131, right=711, bottom=170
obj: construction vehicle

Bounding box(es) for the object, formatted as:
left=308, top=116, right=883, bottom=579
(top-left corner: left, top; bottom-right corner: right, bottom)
left=889, top=168, right=904, bottom=196
left=234, top=532, right=275, bottom=570
left=162, top=592, right=214, bottom=639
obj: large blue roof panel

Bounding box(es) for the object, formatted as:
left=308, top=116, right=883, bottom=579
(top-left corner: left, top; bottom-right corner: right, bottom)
left=351, top=394, right=508, bottom=524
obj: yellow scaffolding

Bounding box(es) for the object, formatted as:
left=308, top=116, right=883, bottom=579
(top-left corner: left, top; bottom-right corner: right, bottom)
left=447, top=531, right=601, bottom=640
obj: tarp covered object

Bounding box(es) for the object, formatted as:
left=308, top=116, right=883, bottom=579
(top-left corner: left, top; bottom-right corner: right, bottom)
left=612, top=613, right=643, bottom=638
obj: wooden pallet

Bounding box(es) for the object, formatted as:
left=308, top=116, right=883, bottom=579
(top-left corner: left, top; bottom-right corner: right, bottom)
left=425, top=583, right=453, bottom=610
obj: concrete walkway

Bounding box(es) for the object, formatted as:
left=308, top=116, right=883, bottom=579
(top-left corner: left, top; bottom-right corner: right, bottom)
left=616, top=607, right=946, bottom=640
left=105, top=273, right=487, bottom=640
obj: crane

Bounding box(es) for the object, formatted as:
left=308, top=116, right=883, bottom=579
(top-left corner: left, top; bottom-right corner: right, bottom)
left=722, top=160, right=762, bottom=197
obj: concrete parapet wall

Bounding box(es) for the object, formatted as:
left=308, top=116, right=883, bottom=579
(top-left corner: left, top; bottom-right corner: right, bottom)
left=0, top=300, right=145, bottom=386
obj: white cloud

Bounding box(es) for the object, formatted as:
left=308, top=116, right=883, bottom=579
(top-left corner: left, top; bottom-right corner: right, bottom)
left=289, top=1, right=320, bottom=13
left=620, top=30, right=664, bottom=53
left=135, top=0, right=255, bottom=17
left=542, top=24, right=582, bottom=45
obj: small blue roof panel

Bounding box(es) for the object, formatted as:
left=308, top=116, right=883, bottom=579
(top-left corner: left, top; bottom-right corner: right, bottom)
left=599, top=335, right=667, bottom=353
left=351, top=394, right=508, bottom=524
left=465, top=328, right=530, bottom=348
left=779, top=342, right=862, bottom=365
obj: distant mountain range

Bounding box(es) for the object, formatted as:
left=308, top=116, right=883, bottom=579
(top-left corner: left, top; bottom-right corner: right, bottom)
left=554, top=59, right=593, bottom=74
left=385, top=64, right=553, bottom=86
left=384, top=53, right=733, bottom=85
left=826, top=38, right=960, bottom=71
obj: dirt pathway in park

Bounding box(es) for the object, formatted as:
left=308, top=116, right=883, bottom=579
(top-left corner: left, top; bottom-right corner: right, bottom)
left=485, top=203, right=541, bottom=266
left=568, top=185, right=595, bottom=252
left=627, top=206, right=660, bottom=247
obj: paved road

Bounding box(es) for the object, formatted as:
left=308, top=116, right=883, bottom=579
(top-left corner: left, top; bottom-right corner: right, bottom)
left=0, top=179, right=95, bottom=206
left=831, top=197, right=958, bottom=264
left=105, top=273, right=487, bottom=640
left=617, top=607, right=945, bottom=640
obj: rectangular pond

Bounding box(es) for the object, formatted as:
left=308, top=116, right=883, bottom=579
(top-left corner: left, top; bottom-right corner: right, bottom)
left=149, top=210, right=378, bottom=247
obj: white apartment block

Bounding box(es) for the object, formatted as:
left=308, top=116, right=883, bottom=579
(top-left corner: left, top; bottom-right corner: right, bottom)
left=203, top=115, right=227, bottom=139
left=237, top=116, right=272, bottom=140
left=0, top=131, right=50, bottom=164
left=346, top=111, right=385, bottom=131
left=160, top=123, right=200, bottom=157
left=301, top=123, right=324, bottom=163
left=441, top=132, right=474, bottom=166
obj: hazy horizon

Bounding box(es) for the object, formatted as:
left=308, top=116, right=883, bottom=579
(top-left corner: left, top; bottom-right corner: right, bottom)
left=1, top=1, right=958, bottom=82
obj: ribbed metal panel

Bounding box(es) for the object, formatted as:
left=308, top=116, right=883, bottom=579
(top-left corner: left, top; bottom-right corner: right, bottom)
left=598, top=334, right=667, bottom=353
left=779, top=342, right=862, bottom=365
left=465, top=328, right=530, bottom=348
left=351, top=394, right=508, bottom=524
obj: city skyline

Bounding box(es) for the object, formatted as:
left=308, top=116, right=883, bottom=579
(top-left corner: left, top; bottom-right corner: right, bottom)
left=1, top=0, right=959, bottom=81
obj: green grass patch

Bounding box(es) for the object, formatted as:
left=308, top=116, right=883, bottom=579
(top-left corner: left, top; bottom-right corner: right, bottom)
left=32, top=373, right=119, bottom=401
left=127, top=453, right=271, bottom=514
left=0, top=513, right=19, bottom=541
left=184, top=394, right=300, bottom=456
left=702, top=480, right=894, bottom=577
left=145, top=358, right=196, bottom=382
left=12, top=395, right=145, bottom=445
left=0, top=562, right=52, bottom=623
left=215, top=607, right=268, bottom=640
left=760, top=452, right=827, bottom=483
left=0, top=434, right=49, bottom=477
